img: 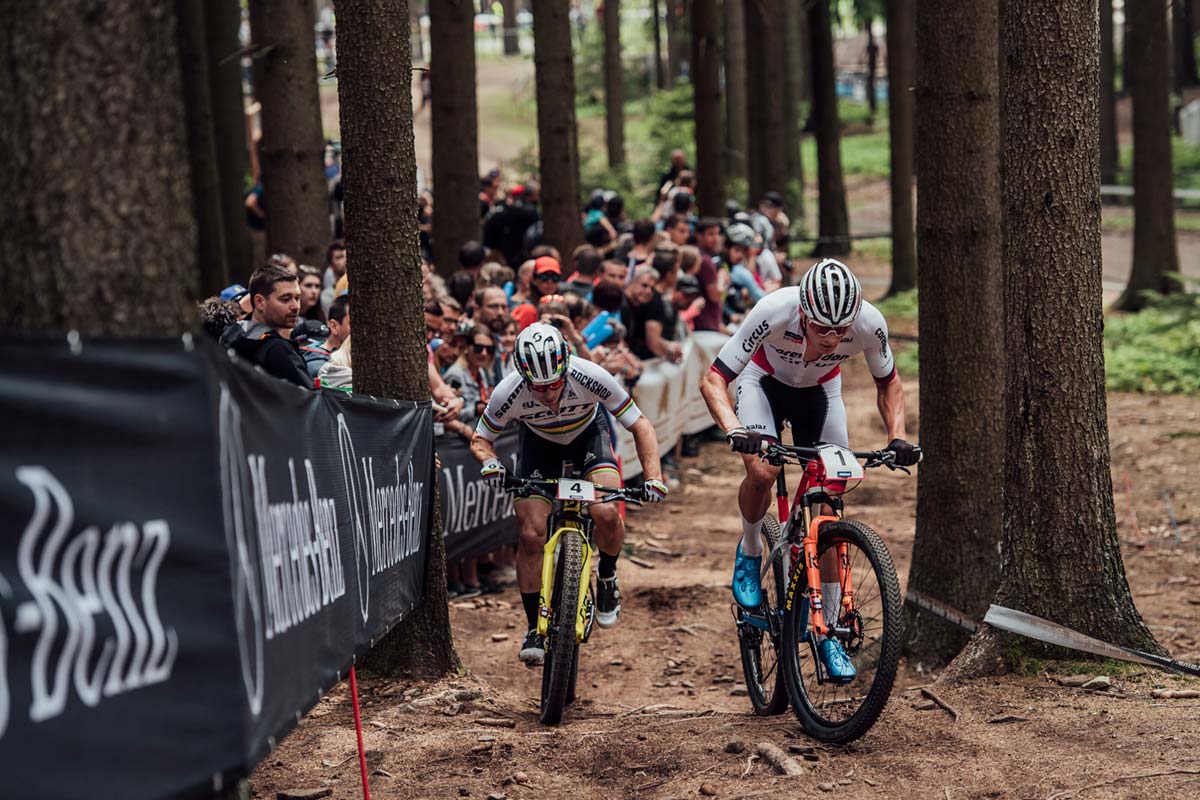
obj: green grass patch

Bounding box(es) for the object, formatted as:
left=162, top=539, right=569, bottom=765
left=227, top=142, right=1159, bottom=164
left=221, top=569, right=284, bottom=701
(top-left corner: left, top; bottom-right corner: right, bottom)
left=1104, top=290, right=1200, bottom=394
left=1103, top=210, right=1200, bottom=233
left=801, top=127, right=891, bottom=182
left=872, top=289, right=918, bottom=324
left=1115, top=136, right=1200, bottom=191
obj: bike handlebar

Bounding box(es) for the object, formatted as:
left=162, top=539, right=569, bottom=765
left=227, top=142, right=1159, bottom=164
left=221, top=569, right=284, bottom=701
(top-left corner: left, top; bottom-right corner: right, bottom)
left=501, top=475, right=646, bottom=505
left=759, top=440, right=923, bottom=471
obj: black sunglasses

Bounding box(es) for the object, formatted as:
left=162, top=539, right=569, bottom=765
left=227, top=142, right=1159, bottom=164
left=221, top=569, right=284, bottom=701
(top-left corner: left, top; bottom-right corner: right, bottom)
left=534, top=272, right=559, bottom=281
left=472, top=343, right=495, bottom=354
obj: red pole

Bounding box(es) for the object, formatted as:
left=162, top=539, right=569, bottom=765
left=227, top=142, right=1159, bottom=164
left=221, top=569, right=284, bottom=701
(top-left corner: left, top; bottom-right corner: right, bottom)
left=349, top=666, right=371, bottom=800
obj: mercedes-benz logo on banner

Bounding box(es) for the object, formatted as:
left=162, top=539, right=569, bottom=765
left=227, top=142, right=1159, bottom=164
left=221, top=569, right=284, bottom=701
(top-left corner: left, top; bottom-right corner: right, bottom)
left=336, top=414, right=371, bottom=624
left=219, top=386, right=264, bottom=717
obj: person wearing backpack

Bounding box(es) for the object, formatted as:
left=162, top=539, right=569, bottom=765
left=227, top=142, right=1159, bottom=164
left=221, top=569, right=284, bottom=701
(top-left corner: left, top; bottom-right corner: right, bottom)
left=219, top=262, right=311, bottom=389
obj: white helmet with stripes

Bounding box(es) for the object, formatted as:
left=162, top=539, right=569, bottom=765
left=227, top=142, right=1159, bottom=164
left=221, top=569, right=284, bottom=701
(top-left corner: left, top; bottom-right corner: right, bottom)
left=798, top=259, right=863, bottom=328
left=514, top=322, right=570, bottom=385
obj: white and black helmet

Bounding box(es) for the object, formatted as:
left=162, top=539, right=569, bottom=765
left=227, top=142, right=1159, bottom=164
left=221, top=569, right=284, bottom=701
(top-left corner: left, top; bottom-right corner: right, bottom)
left=798, top=259, right=863, bottom=327
left=514, top=322, right=570, bottom=385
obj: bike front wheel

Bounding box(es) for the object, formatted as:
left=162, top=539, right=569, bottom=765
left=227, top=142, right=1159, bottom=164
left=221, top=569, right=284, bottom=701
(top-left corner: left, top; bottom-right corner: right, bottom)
left=540, top=529, right=584, bottom=725
left=737, top=515, right=789, bottom=715
left=781, top=519, right=902, bottom=743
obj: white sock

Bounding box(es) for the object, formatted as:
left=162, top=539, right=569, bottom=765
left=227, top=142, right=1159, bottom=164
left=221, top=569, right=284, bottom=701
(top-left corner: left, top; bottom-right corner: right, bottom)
left=739, top=515, right=765, bottom=557
left=822, top=582, right=842, bottom=630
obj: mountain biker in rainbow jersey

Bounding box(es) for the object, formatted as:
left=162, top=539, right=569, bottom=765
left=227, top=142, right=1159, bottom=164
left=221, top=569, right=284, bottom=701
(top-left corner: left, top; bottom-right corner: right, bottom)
left=698, top=259, right=920, bottom=683
left=471, top=323, right=668, bottom=666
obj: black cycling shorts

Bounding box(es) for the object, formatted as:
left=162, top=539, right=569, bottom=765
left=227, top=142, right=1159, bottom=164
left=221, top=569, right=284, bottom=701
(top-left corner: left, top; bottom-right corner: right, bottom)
left=517, top=413, right=619, bottom=482
left=734, top=370, right=849, bottom=447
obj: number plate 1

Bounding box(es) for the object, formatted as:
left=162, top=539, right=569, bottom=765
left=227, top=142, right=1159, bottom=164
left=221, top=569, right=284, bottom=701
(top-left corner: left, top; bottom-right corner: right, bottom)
left=817, top=444, right=864, bottom=482
left=557, top=479, right=596, bottom=502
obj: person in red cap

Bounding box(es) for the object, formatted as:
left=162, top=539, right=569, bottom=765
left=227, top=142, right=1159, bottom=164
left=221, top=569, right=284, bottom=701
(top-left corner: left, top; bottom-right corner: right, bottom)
left=508, top=255, right=562, bottom=331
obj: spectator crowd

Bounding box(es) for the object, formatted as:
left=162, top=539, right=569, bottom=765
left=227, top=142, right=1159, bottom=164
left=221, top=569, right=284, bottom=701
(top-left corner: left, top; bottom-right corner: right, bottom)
left=197, top=150, right=798, bottom=599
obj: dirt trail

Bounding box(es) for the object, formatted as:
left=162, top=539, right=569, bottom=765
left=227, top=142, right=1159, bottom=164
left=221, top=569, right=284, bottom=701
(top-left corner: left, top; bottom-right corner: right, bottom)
left=251, top=355, right=1200, bottom=800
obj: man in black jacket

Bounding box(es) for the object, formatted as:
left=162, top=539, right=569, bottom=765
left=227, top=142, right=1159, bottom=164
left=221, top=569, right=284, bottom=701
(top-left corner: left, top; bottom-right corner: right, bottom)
left=220, top=263, right=311, bottom=388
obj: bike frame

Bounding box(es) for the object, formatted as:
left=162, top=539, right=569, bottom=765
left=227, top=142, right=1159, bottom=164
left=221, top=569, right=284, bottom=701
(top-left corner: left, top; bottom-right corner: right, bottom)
left=779, top=459, right=856, bottom=640
left=536, top=500, right=595, bottom=643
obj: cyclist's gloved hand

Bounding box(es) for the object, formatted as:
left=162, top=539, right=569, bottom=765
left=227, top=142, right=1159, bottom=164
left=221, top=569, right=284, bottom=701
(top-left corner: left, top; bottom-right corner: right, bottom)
left=642, top=478, right=669, bottom=503
left=726, top=426, right=763, bottom=454
left=480, top=457, right=506, bottom=484
left=885, top=438, right=922, bottom=467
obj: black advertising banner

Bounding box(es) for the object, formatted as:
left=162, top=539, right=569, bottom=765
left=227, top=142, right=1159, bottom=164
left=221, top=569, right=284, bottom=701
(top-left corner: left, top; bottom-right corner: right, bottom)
left=437, top=429, right=520, bottom=561
left=0, top=337, right=433, bottom=800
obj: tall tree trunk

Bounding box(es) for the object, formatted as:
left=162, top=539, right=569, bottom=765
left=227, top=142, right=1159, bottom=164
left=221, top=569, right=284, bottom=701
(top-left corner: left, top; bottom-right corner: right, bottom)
left=808, top=0, right=850, bottom=256
left=724, top=0, right=749, bottom=186
left=782, top=0, right=805, bottom=219
left=0, top=0, right=197, bottom=335
left=652, top=0, right=665, bottom=89
left=1174, top=0, right=1200, bottom=87
left=249, top=0, right=330, bottom=265
left=1117, top=0, right=1182, bottom=310
left=431, top=0, right=481, bottom=278
left=981, top=0, right=1161, bottom=666
left=337, top=0, right=461, bottom=679
left=206, top=0, right=254, bottom=283
left=1100, top=0, right=1119, bottom=185
left=503, top=0, right=521, bottom=55
left=864, top=19, right=878, bottom=126
left=665, top=0, right=680, bottom=88
left=745, top=0, right=787, bottom=206
left=904, top=0, right=1003, bottom=665
left=691, top=0, right=723, bottom=215
left=177, top=0, right=230, bottom=298
left=604, top=0, right=626, bottom=168
left=532, top=0, right=585, bottom=255
left=885, top=0, right=916, bottom=295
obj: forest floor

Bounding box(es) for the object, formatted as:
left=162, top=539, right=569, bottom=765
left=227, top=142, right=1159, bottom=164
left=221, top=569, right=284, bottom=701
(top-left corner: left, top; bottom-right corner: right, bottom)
left=249, top=329, right=1200, bottom=799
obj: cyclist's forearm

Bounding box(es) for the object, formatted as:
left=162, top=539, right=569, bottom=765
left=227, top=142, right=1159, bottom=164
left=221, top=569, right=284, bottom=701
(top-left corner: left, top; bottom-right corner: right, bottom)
left=469, top=432, right=498, bottom=464
left=876, top=378, right=908, bottom=441
left=700, top=370, right=741, bottom=433
left=629, top=417, right=663, bottom=482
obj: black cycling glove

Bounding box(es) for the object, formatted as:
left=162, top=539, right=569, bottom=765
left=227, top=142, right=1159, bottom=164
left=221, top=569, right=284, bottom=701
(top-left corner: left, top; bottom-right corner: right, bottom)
left=885, top=438, right=922, bottom=467
left=726, top=427, right=764, bottom=454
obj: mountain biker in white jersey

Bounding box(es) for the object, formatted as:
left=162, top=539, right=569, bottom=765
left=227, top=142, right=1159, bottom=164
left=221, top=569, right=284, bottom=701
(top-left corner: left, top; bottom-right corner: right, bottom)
left=698, top=259, right=920, bottom=683
left=471, top=323, right=668, bottom=666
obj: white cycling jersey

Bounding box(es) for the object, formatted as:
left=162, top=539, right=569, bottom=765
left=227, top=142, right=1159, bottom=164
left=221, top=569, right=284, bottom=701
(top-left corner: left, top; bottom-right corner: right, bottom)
left=476, top=356, right=643, bottom=445
left=710, top=287, right=897, bottom=388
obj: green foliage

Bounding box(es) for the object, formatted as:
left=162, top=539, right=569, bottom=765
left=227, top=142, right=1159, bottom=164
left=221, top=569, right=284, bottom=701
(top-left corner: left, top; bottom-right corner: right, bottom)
left=1104, top=290, right=1200, bottom=394
left=801, top=127, right=890, bottom=182
left=573, top=12, right=655, bottom=113
left=872, top=289, right=918, bottom=323
left=1114, top=136, right=1200, bottom=191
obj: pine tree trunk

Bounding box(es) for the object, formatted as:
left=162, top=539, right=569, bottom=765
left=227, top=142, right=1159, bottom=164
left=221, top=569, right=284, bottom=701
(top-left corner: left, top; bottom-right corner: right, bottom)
left=691, top=0, right=723, bottom=216
left=1174, top=0, right=1200, bottom=87
left=723, top=0, right=749, bottom=186
left=207, top=0, right=255, bottom=283
left=904, top=0, right=1003, bottom=665
left=604, top=0, right=626, bottom=168
left=885, top=0, right=916, bottom=295
left=249, top=0, right=330, bottom=265
left=336, top=0, right=461, bottom=679
left=665, top=0, right=679, bottom=88
left=808, top=0, right=849, bottom=256
left=745, top=0, right=786, bottom=206
left=652, top=0, right=665, bottom=90
left=985, top=0, right=1162, bottom=663
left=782, top=0, right=805, bottom=219
left=532, top=0, right=584, bottom=255
left=503, top=0, right=521, bottom=55
left=177, top=0, right=230, bottom=298
left=1100, top=0, right=1119, bottom=185
left=864, top=20, right=877, bottom=126
left=0, top=0, right=197, bottom=335
left=1117, top=0, right=1182, bottom=310
left=431, top=0, right=481, bottom=278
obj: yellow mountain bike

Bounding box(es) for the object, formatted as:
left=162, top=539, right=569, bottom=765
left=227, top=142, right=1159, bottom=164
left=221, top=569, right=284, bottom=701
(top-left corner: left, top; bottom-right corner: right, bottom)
left=503, top=475, right=644, bottom=725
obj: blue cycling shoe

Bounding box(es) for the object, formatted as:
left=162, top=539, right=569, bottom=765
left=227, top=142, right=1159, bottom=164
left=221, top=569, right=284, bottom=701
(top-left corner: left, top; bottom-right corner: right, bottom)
left=818, top=637, right=857, bottom=683
left=731, top=544, right=763, bottom=608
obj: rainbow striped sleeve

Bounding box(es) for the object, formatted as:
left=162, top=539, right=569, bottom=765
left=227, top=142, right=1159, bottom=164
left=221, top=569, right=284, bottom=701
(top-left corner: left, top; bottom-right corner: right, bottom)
left=475, top=412, right=504, bottom=441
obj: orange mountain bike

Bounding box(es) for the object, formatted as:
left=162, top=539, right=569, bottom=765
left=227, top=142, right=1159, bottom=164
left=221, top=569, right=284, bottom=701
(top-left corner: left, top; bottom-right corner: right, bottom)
left=751, top=441, right=916, bottom=743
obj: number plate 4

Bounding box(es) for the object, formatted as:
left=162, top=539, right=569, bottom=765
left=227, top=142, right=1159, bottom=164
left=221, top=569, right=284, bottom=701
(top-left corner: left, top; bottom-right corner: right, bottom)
left=557, top=479, right=596, bottom=501
left=817, top=444, right=864, bottom=482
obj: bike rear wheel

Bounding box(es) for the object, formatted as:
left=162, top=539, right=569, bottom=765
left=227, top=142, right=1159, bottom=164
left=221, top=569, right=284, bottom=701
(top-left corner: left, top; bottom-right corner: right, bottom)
left=540, top=529, right=584, bottom=725
left=781, top=519, right=901, bottom=743
left=737, top=515, right=789, bottom=715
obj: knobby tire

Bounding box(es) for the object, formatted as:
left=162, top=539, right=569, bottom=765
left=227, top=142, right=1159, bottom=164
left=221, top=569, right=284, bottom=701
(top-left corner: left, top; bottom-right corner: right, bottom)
left=540, top=529, right=584, bottom=725
left=782, top=519, right=902, bottom=743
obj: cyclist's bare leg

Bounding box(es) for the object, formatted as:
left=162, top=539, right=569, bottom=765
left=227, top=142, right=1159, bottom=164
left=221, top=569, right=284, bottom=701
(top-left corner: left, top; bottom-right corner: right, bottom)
left=587, top=467, right=624, bottom=561
left=737, top=453, right=781, bottom=555
left=515, top=497, right=552, bottom=593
